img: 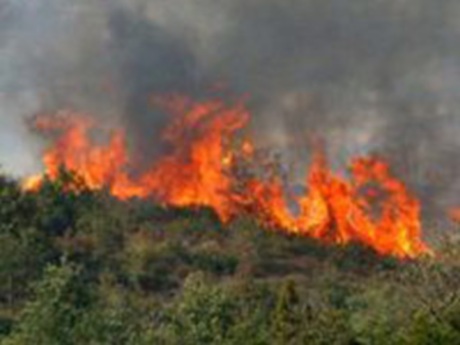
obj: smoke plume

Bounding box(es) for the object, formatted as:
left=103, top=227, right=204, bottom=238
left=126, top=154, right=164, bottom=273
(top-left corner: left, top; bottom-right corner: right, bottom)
left=1, top=0, right=460, bottom=227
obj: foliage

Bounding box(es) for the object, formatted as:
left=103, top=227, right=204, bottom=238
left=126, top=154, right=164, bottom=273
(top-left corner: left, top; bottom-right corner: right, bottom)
left=0, top=170, right=460, bottom=344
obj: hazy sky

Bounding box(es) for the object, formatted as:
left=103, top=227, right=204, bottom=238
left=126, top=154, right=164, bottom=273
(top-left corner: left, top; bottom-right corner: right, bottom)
left=1, top=0, right=460, bottom=215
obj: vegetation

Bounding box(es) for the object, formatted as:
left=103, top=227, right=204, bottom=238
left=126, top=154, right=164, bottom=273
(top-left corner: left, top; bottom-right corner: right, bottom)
left=1, top=170, right=460, bottom=344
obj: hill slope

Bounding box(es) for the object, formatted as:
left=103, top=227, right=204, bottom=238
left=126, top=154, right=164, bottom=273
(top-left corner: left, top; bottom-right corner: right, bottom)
left=1, top=172, right=460, bottom=344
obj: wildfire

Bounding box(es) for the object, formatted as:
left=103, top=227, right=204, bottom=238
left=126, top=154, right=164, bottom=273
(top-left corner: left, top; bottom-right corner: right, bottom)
left=27, top=111, right=131, bottom=193
left=24, top=94, right=430, bottom=259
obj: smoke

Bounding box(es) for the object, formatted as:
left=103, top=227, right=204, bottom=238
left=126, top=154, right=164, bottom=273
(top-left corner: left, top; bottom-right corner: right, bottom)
left=1, top=0, right=460, bottom=223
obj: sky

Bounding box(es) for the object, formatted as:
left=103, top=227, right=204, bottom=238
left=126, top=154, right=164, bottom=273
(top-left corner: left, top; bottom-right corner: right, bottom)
left=1, top=0, right=460, bottom=216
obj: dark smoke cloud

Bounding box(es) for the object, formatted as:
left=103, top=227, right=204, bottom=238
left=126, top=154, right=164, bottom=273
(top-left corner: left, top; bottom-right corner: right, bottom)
left=1, top=0, right=460, bottom=227
left=106, top=6, right=200, bottom=164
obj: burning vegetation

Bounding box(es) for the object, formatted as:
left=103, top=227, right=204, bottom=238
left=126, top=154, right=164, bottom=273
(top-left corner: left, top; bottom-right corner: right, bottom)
left=5, top=1, right=460, bottom=343
left=24, top=94, right=430, bottom=259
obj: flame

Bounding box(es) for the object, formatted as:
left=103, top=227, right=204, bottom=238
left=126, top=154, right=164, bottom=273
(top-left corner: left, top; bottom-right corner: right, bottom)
left=133, top=95, right=250, bottom=221
left=238, top=152, right=429, bottom=258
left=27, top=110, right=133, bottom=194
left=24, top=95, right=430, bottom=258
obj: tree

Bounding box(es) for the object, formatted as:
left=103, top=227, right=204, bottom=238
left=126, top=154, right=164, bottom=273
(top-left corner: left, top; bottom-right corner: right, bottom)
left=2, top=263, right=91, bottom=345
left=271, top=279, right=302, bottom=345
left=154, top=272, right=238, bottom=344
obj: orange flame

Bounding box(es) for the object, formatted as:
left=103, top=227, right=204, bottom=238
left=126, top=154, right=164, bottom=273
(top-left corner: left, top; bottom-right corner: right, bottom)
left=242, top=153, right=429, bottom=258
left=133, top=95, right=250, bottom=221
left=24, top=95, right=430, bottom=258
left=26, top=110, right=133, bottom=194
left=448, top=208, right=460, bottom=224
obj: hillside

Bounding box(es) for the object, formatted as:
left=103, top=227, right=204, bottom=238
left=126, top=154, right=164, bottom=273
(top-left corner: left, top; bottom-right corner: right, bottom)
left=1, top=171, right=460, bottom=345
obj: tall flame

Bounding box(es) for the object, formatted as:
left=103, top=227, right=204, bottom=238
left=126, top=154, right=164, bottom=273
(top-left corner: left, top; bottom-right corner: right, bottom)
left=25, top=111, right=131, bottom=192
left=24, top=95, right=430, bottom=258
left=242, top=153, right=428, bottom=258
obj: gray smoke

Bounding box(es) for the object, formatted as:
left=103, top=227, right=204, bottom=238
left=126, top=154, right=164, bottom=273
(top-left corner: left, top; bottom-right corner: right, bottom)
left=1, top=0, right=460, bottom=226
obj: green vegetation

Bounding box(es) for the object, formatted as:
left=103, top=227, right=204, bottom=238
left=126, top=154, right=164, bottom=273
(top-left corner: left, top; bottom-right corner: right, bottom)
left=1, top=170, right=460, bottom=344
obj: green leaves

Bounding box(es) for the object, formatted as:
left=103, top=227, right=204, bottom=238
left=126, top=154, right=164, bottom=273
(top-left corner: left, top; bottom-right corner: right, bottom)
left=2, top=263, right=89, bottom=345
left=2, top=169, right=460, bottom=344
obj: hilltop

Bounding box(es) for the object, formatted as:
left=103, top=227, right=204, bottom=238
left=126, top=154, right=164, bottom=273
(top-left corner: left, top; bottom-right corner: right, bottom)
left=1, top=171, right=460, bottom=344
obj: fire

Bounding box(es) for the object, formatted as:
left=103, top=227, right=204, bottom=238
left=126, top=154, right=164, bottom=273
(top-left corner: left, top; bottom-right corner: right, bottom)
left=133, top=95, right=250, bottom=221
left=24, top=95, right=430, bottom=258
left=240, top=153, right=429, bottom=258
left=28, top=111, right=131, bottom=192
left=449, top=208, right=460, bottom=224
left=26, top=96, right=249, bottom=221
